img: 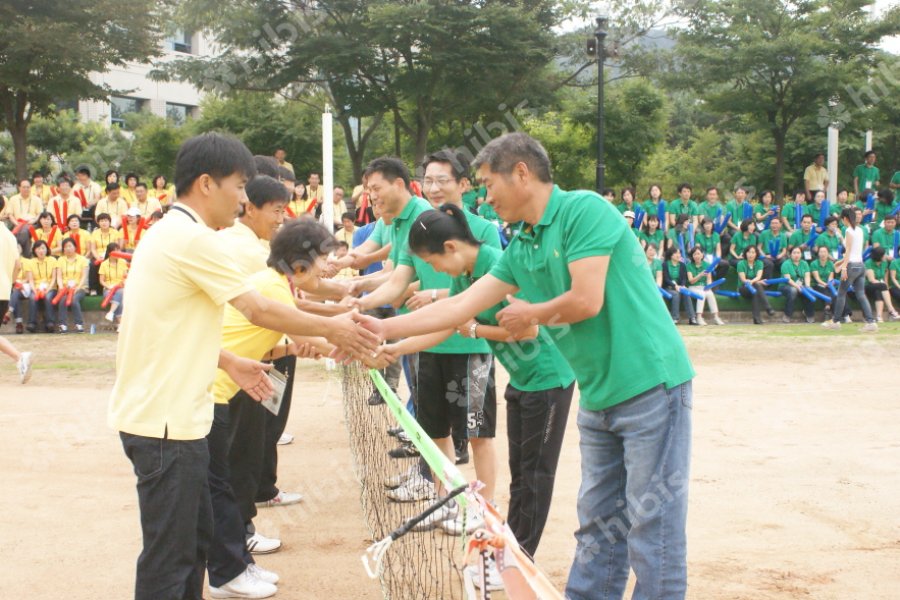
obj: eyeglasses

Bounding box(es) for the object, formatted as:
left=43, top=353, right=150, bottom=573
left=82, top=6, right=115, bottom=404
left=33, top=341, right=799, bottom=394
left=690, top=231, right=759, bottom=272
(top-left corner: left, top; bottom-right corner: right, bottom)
left=422, top=177, right=454, bottom=188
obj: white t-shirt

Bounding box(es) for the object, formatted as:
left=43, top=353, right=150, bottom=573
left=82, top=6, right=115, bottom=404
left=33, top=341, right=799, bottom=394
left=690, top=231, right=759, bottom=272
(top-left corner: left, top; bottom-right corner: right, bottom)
left=846, top=225, right=865, bottom=263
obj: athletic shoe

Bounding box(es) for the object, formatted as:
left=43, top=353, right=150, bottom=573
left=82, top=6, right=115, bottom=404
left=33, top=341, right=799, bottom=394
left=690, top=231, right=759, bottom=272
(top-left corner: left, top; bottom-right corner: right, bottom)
left=386, top=476, right=434, bottom=503
left=752, top=318, right=763, bottom=325
left=713, top=315, right=726, bottom=325
left=876, top=316, right=884, bottom=323
left=25, top=323, right=36, bottom=333
left=104, top=310, right=115, bottom=322
left=276, top=433, right=294, bottom=445
left=1, top=311, right=9, bottom=324
left=384, top=465, right=418, bottom=489
left=396, top=430, right=411, bottom=444
left=766, top=308, right=775, bottom=316
left=805, top=316, right=815, bottom=324
left=410, top=503, right=457, bottom=532
left=696, top=316, right=707, bottom=326
left=256, top=491, right=302, bottom=508
left=821, top=321, right=840, bottom=330
left=17, top=352, right=33, bottom=384
left=58, top=324, right=67, bottom=334
left=75, top=324, right=84, bottom=333
left=15, top=321, right=23, bottom=334
left=388, top=443, right=419, bottom=459
left=842, top=315, right=852, bottom=323
left=455, top=448, right=469, bottom=465
left=386, top=426, right=403, bottom=438
left=861, top=322, right=878, bottom=333
left=464, top=556, right=504, bottom=591
left=781, top=315, right=791, bottom=324
left=247, top=563, right=279, bottom=585
left=209, top=567, right=277, bottom=598
left=246, top=532, right=282, bottom=555
left=441, top=510, right=485, bottom=536
left=687, top=319, right=699, bottom=326
left=890, top=312, right=900, bottom=322
left=367, top=390, right=386, bottom=405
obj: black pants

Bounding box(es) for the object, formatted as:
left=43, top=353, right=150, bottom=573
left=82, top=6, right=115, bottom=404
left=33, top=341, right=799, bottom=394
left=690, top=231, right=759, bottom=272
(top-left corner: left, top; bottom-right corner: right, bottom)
left=256, top=355, right=296, bottom=503
left=762, top=257, right=784, bottom=280
left=228, top=390, right=268, bottom=525
left=780, top=284, right=814, bottom=318
left=865, top=282, right=888, bottom=304
left=207, top=405, right=253, bottom=587
left=120, top=432, right=212, bottom=600
left=505, top=383, right=574, bottom=557
left=739, top=282, right=771, bottom=321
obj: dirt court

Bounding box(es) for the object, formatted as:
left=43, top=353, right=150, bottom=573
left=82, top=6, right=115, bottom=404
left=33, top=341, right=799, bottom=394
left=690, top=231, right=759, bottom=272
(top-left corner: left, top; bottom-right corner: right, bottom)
left=1, top=325, right=899, bottom=599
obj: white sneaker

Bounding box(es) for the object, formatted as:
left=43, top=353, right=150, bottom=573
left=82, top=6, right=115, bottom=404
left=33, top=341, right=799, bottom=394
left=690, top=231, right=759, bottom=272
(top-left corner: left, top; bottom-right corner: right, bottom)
left=104, top=310, right=115, bottom=322
left=821, top=320, right=841, bottom=330
left=842, top=315, right=852, bottom=323
left=713, top=315, right=726, bottom=325
left=17, top=352, right=33, bottom=384
left=384, top=464, right=418, bottom=489
left=465, top=556, right=504, bottom=591
left=441, top=509, right=485, bottom=536
left=411, top=503, right=458, bottom=532
left=247, top=563, right=279, bottom=585
left=861, top=322, right=878, bottom=333
left=256, top=490, right=303, bottom=508
left=277, top=432, right=294, bottom=445
left=876, top=316, right=884, bottom=323
left=209, top=567, right=277, bottom=598
left=696, top=316, right=707, bottom=326
left=386, top=476, right=434, bottom=503
left=246, top=532, right=282, bottom=555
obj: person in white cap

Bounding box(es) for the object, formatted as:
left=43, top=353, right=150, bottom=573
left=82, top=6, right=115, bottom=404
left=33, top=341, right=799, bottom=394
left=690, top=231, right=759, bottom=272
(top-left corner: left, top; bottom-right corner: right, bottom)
left=121, top=207, right=146, bottom=252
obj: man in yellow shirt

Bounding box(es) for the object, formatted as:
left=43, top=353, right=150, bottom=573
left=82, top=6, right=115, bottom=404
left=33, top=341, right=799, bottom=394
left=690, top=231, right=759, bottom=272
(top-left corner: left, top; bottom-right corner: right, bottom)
left=273, top=148, right=293, bottom=174
left=31, top=172, right=53, bottom=207
left=335, top=211, right=356, bottom=246
left=95, top=183, right=130, bottom=229
left=72, top=167, right=102, bottom=217
left=6, top=179, right=43, bottom=225
left=307, top=172, right=324, bottom=210
left=132, top=182, right=163, bottom=219
left=803, top=153, right=829, bottom=197
left=107, top=133, right=380, bottom=600
left=48, top=175, right=83, bottom=232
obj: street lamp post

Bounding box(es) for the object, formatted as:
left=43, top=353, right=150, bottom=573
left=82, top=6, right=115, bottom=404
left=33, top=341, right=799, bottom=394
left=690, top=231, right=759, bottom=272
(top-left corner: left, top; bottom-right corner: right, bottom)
left=593, top=16, right=608, bottom=194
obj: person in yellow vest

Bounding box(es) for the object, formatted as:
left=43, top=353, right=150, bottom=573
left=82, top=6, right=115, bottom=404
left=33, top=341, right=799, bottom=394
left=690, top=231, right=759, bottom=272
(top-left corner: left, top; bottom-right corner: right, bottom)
left=64, top=215, right=91, bottom=257
left=72, top=167, right=102, bottom=215
left=24, top=240, right=58, bottom=332
left=120, top=207, right=146, bottom=251
left=150, top=175, right=176, bottom=206
left=120, top=173, right=139, bottom=206
left=48, top=175, right=82, bottom=232
left=31, top=172, right=53, bottom=207
left=133, top=183, right=162, bottom=219
left=34, top=211, right=62, bottom=257
left=95, top=183, right=130, bottom=229
left=90, top=212, right=122, bottom=293
left=56, top=236, right=90, bottom=333
left=99, top=241, right=129, bottom=325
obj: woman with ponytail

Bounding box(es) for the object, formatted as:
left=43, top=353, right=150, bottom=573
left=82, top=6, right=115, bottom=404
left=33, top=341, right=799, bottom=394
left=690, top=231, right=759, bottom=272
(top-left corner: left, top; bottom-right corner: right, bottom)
left=823, top=208, right=877, bottom=331
left=382, top=203, right=576, bottom=567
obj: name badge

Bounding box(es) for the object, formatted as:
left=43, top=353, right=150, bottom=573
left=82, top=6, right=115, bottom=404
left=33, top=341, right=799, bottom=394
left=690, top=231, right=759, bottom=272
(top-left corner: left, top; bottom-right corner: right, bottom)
left=705, top=253, right=714, bottom=264
left=831, top=250, right=839, bottom=259
left=803, top=250, right=812, bottom=261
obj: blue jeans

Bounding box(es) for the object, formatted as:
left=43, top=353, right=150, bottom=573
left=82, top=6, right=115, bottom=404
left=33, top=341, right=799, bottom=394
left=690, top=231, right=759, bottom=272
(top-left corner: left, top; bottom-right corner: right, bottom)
left=832, top=263, right=874, bottom=324
left=57, top=288, right=86, bottom=326
left=566, top=381, right=692, bottom=600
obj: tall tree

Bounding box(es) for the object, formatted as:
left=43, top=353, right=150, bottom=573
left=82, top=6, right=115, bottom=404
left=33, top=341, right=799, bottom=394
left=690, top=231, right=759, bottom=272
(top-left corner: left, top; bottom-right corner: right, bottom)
left=0, top=0, right=164, bottom=179
left=672, top=0, right=900, bottom=200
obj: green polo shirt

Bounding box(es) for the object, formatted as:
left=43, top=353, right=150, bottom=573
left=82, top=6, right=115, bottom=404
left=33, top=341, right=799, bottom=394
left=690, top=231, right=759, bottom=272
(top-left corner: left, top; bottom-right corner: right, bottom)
left=686, top=260, right=709, bottom=283
left=665, top=260, right=682, bottom=284
left=698, top=201, right=724, bottom=222
left=872, top=228, right=899, bottom=259
left=754, top=203, right=780, bottom=229
left=665, top=226, right=690, bottom=246
left=780, top=202, right=805, bottom=227
left=737, top=259, right=763, bottom=280
left=669, top=199, right=698, bottom=219
left=478, top=201, right=500, bottom=224
left=449, top=244, right=575, bottom=392
left=806, top=202, right=826, bottom=227
left=853, top=164, right=879, bottom=192
left=642, top=199, right=666, bottom=222
left=758, top=229, right=788, bottom=256
left=461, top=190, right=478, bottom=212
left=873, top=201, right=898, bottom=230
left=640, top=229, right=665, bottom=249
left=816, top=231, right=842, bottom=259
left=694, top=231, right=719, bottom=256
left=788, top=229, right=817, bottom=261
left=648, top=257, right=663, bottom=281
left=865, top=258, right=888, bottom=281
left=615, top=202, right=637, bottom=216
left=780, top=259, right=810, bottom=282
left=489, top=185, right=694, bottom=411
left=890, top=171, right=900, bottom=190
left=891, top=259, right=900, bottom=286
left=395, top=197, right=500, bottom=354
left=809, top=259, right=834, bottom=284
left=725, top=200, right=751, bottom=226
left=730, top=232, right=758, bottom=259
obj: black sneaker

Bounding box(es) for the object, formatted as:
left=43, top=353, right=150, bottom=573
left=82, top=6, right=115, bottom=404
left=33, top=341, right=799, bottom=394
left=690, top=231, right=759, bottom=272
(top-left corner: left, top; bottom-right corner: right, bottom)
left=367, top=391, right=386, bottom=406
left=386, top=426, right=403, bottom=438
left=455, top=449, right=469, bottom=465
left=388, top=443, right=420, bottom=459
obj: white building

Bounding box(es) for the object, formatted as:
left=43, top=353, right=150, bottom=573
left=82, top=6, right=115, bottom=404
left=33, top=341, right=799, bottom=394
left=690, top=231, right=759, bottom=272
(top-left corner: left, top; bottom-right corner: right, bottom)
left=78, top=31, right=211, bottom=128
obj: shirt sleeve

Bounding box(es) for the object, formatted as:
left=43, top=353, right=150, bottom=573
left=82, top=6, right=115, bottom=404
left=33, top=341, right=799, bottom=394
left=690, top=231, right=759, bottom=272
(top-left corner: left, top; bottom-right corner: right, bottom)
left=564, top=197, right=626, bottom=262
left=180, top=229, right=255, bottom=306
left=489, top=246, right=518, bottom=286
left=369, top=219, right=385, bottom=247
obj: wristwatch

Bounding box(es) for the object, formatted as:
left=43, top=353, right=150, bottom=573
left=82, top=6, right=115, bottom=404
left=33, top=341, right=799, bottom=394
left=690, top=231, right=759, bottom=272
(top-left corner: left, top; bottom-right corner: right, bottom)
left=469, top=322, right=478, bottom=339
left=431, top=289, right=438, bottom=302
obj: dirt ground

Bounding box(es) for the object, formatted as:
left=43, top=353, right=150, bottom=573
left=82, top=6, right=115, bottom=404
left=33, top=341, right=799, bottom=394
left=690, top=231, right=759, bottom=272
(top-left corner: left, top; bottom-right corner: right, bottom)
left=1, top=325, right=899, bottom=599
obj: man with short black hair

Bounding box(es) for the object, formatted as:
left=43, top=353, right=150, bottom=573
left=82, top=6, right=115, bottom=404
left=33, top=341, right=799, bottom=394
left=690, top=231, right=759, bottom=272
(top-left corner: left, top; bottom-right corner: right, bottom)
left=804, top=153, right=829, bottom=196
left=95, top=183, right=129, bottom=228
left=273, top=148, right=293, bottom=174
left=853, top=150, right=879, bottom=198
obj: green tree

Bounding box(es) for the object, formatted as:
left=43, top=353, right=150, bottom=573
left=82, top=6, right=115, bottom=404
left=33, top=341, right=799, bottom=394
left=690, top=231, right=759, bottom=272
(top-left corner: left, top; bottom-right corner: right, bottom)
left=0, top=0, right=164, bottom=179
left=673, top=0, right=900, bottom=200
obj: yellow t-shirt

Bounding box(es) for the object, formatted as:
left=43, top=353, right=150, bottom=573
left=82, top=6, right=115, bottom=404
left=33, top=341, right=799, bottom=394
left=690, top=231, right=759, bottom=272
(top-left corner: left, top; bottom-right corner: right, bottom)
left=7, top=194, right=43, bottom=222
left=335, top=227, right=355, bottom=246
left=99, top=258, right=128, bottom=287
left=64, top=229, right=91, bottom=256
left=151, top=186, right=176, bottom=206
left=32, top=185, right=52, bottom=206
left=211, top=269, right=295, bottom=404
left=91, top=228, right=122, bottom=259
left=133, top=198, right=162, bottom=219
left=120, top=188, right=138, bottom=206
left=48, top=195, right=82, bottom=227
left=27, top=256, right=57, bottom=289
left=286, top=198, right=315, bottom=217
left=107, top=203, right=254, bottom=440
left=57, top=254, right=89, bottom=289
left=95, top=197, right=129, bottom=224
left=35, top=226, right=63, bottom=256
left=217, top=221, right=269, bottom=276
left=120, top=223, right=144, bottom=251
left=14, top=257, right=31, bottom=283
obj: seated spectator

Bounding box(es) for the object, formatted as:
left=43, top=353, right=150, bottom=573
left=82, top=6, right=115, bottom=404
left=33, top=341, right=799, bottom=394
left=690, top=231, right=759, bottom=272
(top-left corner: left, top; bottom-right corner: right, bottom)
left=99, top=242, right=128, bottom=326
left=332, top=241, right=357, bottom=280
left=120, top=173, right=139, bottom=206
left=695, top=217, right=728, bottom=278
left=737, top=246, right=774, bottom=325
left=788, top=214, right=817, bottom=262
left=729, top=218, right=759, bottom=269
left=286, top=181, right=311, bottom=218
left=102, top=170, right=120, bottom=196
left=120, top=208, right=146, bottom=251
left=661, top=246, right=698, bottom=325
left=646, top=244, right=662, bottom=287
left=132, top=183, right=162, bottom=218
left=623, top=210, right=638, bottom=235
left=809, top=246, right=844, bottom=322
left=8, top=251, right=30, bottom=333
left=889, top=255, right=900, bottom=309
left=64, top=215, right=91, bottom=257
left=780, top=246, right=815, bottom=323
left=758, top=217, right=788, bottom=279
left=90, top=213, right=122, bottom=293
left=616, top=187, right=638, bottom=216
left=873, top=189, right=896, bottom=231
left=56, top=237, right=89, bottom=333
left=47, top=175, right=82, bottom=233
left=816, top=216, right=843, bottom=260
left=95, top=183, right=129, bottom=228
left=754, top=189, right=778, bottom=232
left=665, top=213, right=692, bottom=253
left=871, top=214, right=898, bottom=259
left=151, top=175, right=176, bottom=206
left=805, top=190, right=828, bottom=233
left=146, top=210, right=165, bottom=228
left=642, top=183, right=666, bottom=226
left=335, top=211, right=356, bottom=246
left=639, top=213, right=665, bottom=255
left=781, top=189, right=808, bottom=233
left=21, top=240, right=58, bottom=332
left=685, top=246, right=725, bottom=326
left=34, top=211, right=62, bottom=257
left=864, top=247, right=899, bottom=322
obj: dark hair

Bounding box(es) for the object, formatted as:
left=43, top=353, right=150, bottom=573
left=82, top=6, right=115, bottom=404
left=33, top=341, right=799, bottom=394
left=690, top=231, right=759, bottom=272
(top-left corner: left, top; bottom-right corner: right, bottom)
left=800, top=213, right=813, bottom=222
left=37, top=211, right=55, bottom=226
left=67, top=215, right=81, bottom=226
left=364, top=157, right=411, bottom=189
left=105, top=241, right=120, bottom=258
left=174, top=133, right=256, bottom=197
left=735, top=185, right=748, bottom=194
left=664, top=246, right=680, bottom=261
left=105, top=169, right=119, bottom=181
left=706, top=186, right=718, bottom=195
left=675, top=213, right=690, bottom=227
left=870, top=246, right=886, bottom=262
left=409, top=203, right=481, bottom=255
left=690, top=245, right=705, bottom=260
left=150, top=210, right=164, bottom=220
left=277, top=166, right=296, bottom=183
left=739, top=218, right=754, bottom=233
left=677, top=183, right=692, bottom=194
left=814, top=152, right=825, bottom=159
left=840, top=207, right=857, bottom=228
left=61, top=237, right=77, bottom=252
left=642, top=213, right=660, bottom=234
left=621, top=187, right=636, bottom=201
left=253, top=156, right=279, bottom=178
left=124, top=173, right=138, bottom=185
left=267, top=219, right=338, bottom=274
left=648, top=184, right=662, bottom=197
left=32, top=240, right=49, bottom=255
left=57, top=174, right=72, bottom=186
left=700, top=217, right=713, bottom=230
left=864, top=150, right=876, bottom=159
left=337, top=240, right=349, bottom=250
left=341, top=211, right=355, bottom=222
left=743, top=245, right=758, bottom=260
left=152, top=174, right=167, bottom=188
left=31, top=171, right=44, bottom=179
left=472, top=132, right=552, bottom=184
left=105, top=182, right=120, bottom=192
left=877, top=189, right=894, bottom=205
left=602, top=187, right=615, bottom=196
left=95, top=212, right=111, bottom=223
left=293, top=182, right=307, bottom=201
left=423, top=150, right=471, bottom=182
left=76, top=167, right=91, bottom=177
left=246, top=175, right=290, bottom=209
left=759, top=190, right=774, bottom=203
left=135, top=182, right=147, bottom=191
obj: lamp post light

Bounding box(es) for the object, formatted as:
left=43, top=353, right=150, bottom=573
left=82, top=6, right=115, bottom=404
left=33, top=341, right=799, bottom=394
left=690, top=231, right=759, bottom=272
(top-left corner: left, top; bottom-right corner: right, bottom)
left=587, top=14, right=609, bottom=194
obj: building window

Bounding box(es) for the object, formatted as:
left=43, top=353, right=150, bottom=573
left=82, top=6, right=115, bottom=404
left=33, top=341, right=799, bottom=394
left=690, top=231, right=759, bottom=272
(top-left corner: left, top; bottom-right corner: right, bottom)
left=166, top=102, right=195, bottom=126
left=110, top=96, right=144, bottom=128
left=166, top=30, right=194, bottom=54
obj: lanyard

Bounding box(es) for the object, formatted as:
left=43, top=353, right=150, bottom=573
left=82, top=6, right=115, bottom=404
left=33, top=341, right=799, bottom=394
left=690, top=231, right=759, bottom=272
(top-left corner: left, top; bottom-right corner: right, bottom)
left=63, top=257, right=82, bottom=279
left=171, top=206, right=198, bottom=223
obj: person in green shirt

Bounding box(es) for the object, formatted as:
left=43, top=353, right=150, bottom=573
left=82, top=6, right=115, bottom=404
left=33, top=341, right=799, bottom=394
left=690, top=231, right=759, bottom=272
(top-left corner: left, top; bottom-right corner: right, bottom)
left=646, top=243, right=663, bottom=287
left=616, top=187, right=638, bottom=216
left=352, top=153, right=502, bottom=516
left=889, top=256, right=900, bottom=309
left=816, top=216, right=843, bottom=260
left=805, top=190, right=829, bottom=233
left=723, top=186, right=751, bottom=256
left=788, top=214, right=818, bottom=262
left=478, top=197, right=501, bottom=225
left=666, top=213, right=693, bottom=254
left=852, top=150, right=880, bottom=198
left=642, top=183, right=666, bottom=230
left=872, top=189, right=897, bottom=231
left=363, top=132, right=694, bottom=600
left=758, top=216, right=788, bottom=279
left=890, top=170, right=900, bottom=196
left=669, top=183, right=698, bottom=229
left=871, top=213, right=899, bottom=260
left=779, top=246, right=815, bottom=323
left=780, top=189, right=808, bottom=234
left=639, top=213, right=665, bottom=256
left=661, top=246, right=699, bottom=325
left=697, top=186, right=724, bottom=224
left=686, top=246, right=725, bottom=325
left=810, top=245, right=842, bottom=322
left=379, top=202, right=576, bottom=557
left=729, top=218, right=758, bottom=269
left=695, top=217, right=727, bottom=278
left=864, top=247, right=900, bottom=321
left=755, top=189, right=779, bottom=232
left=736, top=245, right=774, bottom=324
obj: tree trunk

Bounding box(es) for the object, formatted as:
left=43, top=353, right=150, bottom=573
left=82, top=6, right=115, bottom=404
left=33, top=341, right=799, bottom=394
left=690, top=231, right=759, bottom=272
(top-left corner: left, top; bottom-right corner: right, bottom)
left=11, top=121, right=28, bottom=182
left=393, top=108, right=401, bottom=157
left=773, top=129, right=786, bottom=202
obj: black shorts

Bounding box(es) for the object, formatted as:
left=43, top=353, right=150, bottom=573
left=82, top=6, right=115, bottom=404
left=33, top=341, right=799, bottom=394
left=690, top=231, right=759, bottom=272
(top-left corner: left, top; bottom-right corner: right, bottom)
left=416, top=352, right=496, bottom=440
